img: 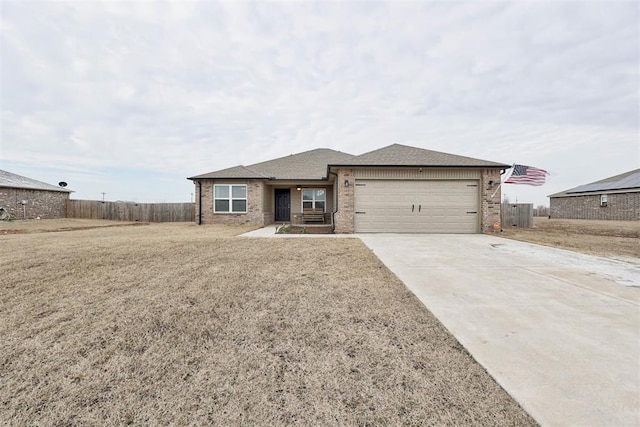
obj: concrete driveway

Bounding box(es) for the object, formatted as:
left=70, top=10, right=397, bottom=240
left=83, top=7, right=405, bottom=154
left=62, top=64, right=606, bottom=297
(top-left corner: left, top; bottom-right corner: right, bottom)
left=358, top=234, right=640, bottom=427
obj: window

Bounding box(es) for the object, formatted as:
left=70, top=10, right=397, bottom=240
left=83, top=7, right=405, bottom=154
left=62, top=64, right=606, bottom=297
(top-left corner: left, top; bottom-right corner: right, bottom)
left=302, top=189, right=325, bottom=211
left=600, top=194, right=608, bottom=207
left=214, top=184, right=247, bottom=213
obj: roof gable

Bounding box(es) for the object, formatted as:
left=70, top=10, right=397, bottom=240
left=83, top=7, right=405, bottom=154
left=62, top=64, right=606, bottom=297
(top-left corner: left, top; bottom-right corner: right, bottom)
left=190, top=148, right=354, bottom=180
left=550, top=168, right=640, bottom=197
left=189, top=144, right=510, bottom=181
left=189, top=165, right=268, bottom=180
left=249, top=148, right=354, bottom=180
left=0, top=169, right=72, bottom=192
left=330, top=144, right=509, bottom=168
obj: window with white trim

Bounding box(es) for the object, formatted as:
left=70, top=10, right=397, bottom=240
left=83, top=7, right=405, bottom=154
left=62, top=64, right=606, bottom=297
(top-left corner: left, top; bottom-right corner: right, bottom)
left=214, top=184, right=247, bottom=213
left=600, top=194, right=608, bottom=207
left=302, top=189, right=325, bottom=211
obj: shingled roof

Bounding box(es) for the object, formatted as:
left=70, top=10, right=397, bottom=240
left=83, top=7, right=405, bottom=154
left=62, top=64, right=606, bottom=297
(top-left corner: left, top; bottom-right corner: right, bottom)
left=0, top=169, right=71, bottom=192
left=189, top=165, right=269, bottom=180
left=189, top=148, right=354, bottom=181
left=330, top=144, right=510, bottom=168
left=550, top=168, right=640, bottom=198
left=189, top=144, right=510, bottom=181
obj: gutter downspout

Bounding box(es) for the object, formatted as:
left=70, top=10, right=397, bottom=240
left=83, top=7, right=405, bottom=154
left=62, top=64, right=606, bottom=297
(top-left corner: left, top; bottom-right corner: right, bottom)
left=198, top=181, right=203, bottom=225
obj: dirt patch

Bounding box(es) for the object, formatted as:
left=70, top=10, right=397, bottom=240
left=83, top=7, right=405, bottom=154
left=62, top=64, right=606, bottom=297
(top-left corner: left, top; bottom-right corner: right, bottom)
left=0, top=219, right=147, bottom=234
left=1, top=223, right=535, bottom=426
left=498, top=217, right=639, bottom=260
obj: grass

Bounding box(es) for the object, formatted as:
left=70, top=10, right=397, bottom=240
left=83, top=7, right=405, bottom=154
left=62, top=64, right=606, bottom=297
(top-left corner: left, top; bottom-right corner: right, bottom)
left=499, top=217, right=640, bottom=260
left=0, top=221, right=535, bottom=426
left=0, top=218, right=146, bottom=234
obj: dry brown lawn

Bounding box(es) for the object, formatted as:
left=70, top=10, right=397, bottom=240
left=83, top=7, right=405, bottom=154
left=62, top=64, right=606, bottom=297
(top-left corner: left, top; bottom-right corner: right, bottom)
left=1, top=218, right=146, bottom=234
left=0, top=221, right=535, bottom=426
left=499, top=217, right=640, bottom=261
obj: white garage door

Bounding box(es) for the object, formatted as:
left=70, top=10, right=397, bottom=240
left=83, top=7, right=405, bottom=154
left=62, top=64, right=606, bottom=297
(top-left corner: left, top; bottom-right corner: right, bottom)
left=354, top=180, right=480, bottom=233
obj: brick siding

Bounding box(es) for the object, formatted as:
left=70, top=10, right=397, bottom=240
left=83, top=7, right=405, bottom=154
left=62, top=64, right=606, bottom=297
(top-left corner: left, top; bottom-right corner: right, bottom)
left=0, top=187, right=69, bottom=219
left=481, top=169, right=502, bottom=233
left=333, top=168, right=355, bottom=233
left=550, top=192, right=640, bottom=221
left=192, top=168, right=507, bottom=232
left=194, top=179, right=266, bottom=226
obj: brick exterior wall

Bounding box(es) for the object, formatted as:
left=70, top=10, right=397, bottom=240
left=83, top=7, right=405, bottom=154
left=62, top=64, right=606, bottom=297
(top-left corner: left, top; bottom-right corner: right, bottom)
left=332, top=167, right=503, bottom=234
left=550, top=192, right=640, bottom=221
left=0, top=187, right=69, bottom=219
left=194, top=179, right=267, bottom=226
left=191, top=168, right=506, bottom=232
left=481, top=169, right=503, bottom=233
left=333, top=168, right=355, bottom=233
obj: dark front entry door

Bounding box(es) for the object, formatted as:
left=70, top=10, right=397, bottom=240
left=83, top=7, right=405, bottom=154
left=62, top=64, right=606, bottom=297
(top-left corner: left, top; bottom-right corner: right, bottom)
left=275, top=189, right=290, bottom=222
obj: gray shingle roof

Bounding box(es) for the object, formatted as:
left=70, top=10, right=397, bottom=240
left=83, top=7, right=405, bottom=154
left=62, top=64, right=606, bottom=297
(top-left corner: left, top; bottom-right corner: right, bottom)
left=189, top=148, right=354, bottom=180
left=330, top=144, right=510, bottom=168
left=0, top=169, right=72, bottom=192
left=549, top=168, right=640, bottom=198
left=189, top=144, right=510, bottom=181
left=189, top=165, right=268, bottom=180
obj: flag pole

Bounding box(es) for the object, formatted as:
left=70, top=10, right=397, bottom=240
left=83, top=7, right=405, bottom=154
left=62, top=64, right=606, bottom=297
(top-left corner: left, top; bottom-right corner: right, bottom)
left=491, top=164, right=513, bottom=198
left=490, top=183, right=502, bottom=199
left=494, top=164, right=514, bottom=232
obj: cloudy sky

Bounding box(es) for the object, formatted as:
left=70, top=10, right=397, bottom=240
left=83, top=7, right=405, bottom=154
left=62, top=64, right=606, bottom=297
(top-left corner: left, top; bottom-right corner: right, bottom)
left=1, top=1, right=638, bottom=205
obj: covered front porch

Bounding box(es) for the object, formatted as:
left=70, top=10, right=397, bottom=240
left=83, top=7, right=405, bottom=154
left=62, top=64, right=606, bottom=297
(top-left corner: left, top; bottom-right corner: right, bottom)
left=263, top=182, right=335, bottom=227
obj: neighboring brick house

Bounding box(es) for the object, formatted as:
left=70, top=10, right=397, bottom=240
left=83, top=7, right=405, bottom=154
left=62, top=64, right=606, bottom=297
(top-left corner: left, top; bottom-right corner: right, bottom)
left=0, top=169, right=72, bottom=219
left=549, top=169, right=640, bottom=221
left=188, top=144, right=509, bottom=233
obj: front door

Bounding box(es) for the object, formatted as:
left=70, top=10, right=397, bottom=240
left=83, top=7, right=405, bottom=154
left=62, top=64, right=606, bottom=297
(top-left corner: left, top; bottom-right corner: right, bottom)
left=275, top=189, right=290, bottom=222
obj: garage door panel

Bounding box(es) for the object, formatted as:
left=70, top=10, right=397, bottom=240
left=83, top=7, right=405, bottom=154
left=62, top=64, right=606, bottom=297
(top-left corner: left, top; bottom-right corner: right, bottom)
left=355, top=180, right=479, bottom=233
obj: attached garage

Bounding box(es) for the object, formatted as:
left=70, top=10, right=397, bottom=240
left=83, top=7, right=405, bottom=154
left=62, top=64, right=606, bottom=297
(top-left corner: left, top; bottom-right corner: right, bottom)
left=354, top=179, right=480, bottom=233
left=329, top=144, right=509, bottom=234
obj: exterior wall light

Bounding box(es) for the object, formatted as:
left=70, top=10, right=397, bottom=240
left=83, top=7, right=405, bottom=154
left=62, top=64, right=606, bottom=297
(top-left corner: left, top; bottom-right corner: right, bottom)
left=296, top=185, right=301, bottom=191
left=344, top=179, right=350, bottom=187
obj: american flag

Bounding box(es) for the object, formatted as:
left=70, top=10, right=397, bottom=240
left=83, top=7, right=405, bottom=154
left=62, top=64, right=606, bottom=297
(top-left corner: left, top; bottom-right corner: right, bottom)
left=504, top=164, right=549, bottom=186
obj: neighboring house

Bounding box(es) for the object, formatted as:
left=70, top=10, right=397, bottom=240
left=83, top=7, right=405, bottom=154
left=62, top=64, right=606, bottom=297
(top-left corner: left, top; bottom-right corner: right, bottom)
left=188, top=144, right=509, bottom=233
left=549, top=169, right=640, bottom=221
left=0, top=169, right=72, bottom=219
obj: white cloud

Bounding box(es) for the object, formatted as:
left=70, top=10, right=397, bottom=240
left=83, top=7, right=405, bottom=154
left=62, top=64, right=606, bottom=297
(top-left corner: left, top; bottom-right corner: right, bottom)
left=1, top=0, right=638, bottom=205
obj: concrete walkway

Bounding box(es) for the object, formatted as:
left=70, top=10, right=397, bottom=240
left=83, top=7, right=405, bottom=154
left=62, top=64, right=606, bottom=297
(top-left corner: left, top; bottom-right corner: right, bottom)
left=358, top=234, right=640, bottom=427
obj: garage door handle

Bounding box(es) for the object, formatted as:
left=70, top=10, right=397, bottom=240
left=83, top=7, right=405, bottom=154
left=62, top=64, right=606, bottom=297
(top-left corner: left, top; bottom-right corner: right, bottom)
left=412, top=204, right=414, bottom=212
left=466, top=211, right=477, bottom=214
left=419, top=204, right=421, bottom=212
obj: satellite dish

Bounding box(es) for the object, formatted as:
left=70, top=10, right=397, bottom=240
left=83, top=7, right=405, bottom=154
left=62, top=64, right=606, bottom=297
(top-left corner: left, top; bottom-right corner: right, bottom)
left=58, top=181, right=67, bottom=187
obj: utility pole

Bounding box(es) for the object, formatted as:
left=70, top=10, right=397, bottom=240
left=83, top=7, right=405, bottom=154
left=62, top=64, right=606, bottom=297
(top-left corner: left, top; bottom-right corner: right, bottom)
left=101, top=192, right=106, bottom=202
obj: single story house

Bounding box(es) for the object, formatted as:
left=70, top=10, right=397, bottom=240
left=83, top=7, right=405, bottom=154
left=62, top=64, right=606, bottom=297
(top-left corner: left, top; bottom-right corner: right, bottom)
left=188, top=144, right=510, bottom=233
left=549, top=169, right=640, bottom=221
left=0, top=169, right=72, bottom=219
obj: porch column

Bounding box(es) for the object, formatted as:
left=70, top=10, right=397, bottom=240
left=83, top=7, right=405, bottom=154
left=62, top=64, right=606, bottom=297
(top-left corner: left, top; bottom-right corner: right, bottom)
left=334, top=168, right=355, bottom=233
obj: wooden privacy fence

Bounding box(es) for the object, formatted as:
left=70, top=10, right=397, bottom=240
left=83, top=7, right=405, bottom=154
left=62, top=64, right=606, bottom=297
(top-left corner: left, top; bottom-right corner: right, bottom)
left=67, top=200, right=194, bottom=222
left=501, top=203, right=534, bottom=228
